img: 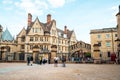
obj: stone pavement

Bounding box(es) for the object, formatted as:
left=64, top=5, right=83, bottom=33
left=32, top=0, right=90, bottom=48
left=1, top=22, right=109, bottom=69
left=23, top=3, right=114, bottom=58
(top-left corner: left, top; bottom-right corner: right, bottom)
left=0, top=63, right=120, bottom=80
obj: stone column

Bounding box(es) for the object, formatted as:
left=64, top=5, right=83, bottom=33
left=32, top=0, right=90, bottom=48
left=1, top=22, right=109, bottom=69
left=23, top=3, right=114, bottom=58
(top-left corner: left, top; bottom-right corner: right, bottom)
left=93, top=44, right=100, bottom=63
left=33, top=45, right=39, bottom=62
left=51, top=45, right=57, bottom=63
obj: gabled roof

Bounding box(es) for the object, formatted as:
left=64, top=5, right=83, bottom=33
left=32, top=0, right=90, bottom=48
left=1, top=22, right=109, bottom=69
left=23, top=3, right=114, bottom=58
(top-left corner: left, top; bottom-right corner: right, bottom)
left=57, top=28, right=73, bottom=39
left=26, top=16, right=73, bottom=39
left=17, top=27, right=26, bottom=37
left=2, top=28, right=13, bottom=41
left=26, top=17, right=56, bottom=34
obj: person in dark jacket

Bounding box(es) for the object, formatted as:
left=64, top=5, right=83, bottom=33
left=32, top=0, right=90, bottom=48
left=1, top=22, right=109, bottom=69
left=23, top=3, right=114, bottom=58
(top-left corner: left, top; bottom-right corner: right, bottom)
left=30, top=56, right=33, bottom=66
left=27, top=56, right=30, bottom=66
left=62, top=56, right=66, bottom=67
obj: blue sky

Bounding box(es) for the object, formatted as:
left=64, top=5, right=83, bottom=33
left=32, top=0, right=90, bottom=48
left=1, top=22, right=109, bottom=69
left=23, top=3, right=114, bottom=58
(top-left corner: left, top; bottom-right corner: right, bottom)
left=0, top=0, right=120, bottom=43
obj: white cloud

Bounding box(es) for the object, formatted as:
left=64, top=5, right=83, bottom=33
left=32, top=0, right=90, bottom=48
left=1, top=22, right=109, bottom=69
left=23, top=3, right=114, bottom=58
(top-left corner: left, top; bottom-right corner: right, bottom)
left=2, top=0, right=13, bottom=4
left=66, top=0, right=76, bottom=3
left=14, top=0, right=48, bottom=16
left=48, top=0, right=65, bottom=8
left=2, top=0, right=75, bottom=16
left=111, top=6, right=118, bottom=11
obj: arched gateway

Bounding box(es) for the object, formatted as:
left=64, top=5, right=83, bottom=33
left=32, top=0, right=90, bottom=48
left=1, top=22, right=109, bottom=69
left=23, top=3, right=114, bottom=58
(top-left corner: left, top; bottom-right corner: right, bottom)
left=32, top=45, right=57, bottom=63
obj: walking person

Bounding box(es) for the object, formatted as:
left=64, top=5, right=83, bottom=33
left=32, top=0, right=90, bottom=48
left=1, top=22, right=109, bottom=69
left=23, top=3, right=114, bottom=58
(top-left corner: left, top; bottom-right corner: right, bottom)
left=42, top=57, right=45, bottom=64
left=30, top=56, right=33, bottom=66
left=39, top=56, right=42, bottom=65
left=27, top=56, right=30, bottom=66
left=48, top=58, right=51, bottom=64
left=54, top=57, right=58, bottom=67
left=115, top=57, right=118, bottom=64
left=62, top=56, right=66, bottom=67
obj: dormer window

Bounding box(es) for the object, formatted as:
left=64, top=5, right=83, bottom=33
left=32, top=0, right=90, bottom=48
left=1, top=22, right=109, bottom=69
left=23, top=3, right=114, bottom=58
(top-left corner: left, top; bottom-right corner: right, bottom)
left=58, top=32, right=61, bottom=36
left=52, top=29, right=56, bottom=35
left=61, top=34, right=63, bottom=37
left=21, top=36, right=25, bottom=42
left=64, top=34, right=67, bottom=38
left=32, top=28, right=40, bottom=33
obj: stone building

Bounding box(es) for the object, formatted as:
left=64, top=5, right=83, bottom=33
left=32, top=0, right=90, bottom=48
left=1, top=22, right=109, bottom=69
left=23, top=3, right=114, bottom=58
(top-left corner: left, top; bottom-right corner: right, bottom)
left=0, top=25, right=17, bottom=61
left=90, top=28, right=118, bottom=61
left=90, top=5, right=120, bottom=62
left=16, top=13, right=77, bottom=62
left=0, top=13, right=91, bottom=62
left=115, top=5, right=120, bottom=63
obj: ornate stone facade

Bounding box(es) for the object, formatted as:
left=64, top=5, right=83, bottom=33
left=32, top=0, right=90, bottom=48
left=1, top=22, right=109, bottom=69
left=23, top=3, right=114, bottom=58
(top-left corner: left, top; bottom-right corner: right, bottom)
left=0, top=14, right=77, bottom=62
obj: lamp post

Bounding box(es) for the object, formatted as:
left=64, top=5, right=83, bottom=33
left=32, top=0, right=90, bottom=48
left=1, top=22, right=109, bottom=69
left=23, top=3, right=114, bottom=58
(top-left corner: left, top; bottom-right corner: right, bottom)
left=68, top=40, right=70, bottom=61
left=98, top=42, right=102, bottom=63
left=118, top=44, right=120, bottom=64
left=26, top=42, right=29, bottom=61
left=5, top=44, right=9, bottom=61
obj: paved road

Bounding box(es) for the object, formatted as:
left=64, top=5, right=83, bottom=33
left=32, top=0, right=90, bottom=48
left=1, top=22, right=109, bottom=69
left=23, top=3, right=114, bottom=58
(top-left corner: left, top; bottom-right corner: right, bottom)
left=0, top=63, right=120, bottom=80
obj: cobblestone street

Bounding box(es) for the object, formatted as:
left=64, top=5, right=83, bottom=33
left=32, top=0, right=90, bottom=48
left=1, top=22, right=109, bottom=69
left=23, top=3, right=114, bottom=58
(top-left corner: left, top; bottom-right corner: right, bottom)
left=0, top=63, right=120, bottom=80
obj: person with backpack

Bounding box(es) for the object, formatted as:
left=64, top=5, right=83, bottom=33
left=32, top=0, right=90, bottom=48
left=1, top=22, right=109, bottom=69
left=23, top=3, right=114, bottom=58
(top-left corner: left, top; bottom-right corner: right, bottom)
left=27, top=56, right=30, bottom=66
left=62, top=56, right=66, bottom=67
left=30, top=56, right=33, bottom=66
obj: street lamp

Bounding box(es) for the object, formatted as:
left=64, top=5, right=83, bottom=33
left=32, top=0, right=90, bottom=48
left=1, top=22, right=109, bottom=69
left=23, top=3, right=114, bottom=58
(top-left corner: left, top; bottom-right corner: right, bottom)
left=26, top=42, right=29, bottom=61
left=68, top=40, right=70, bottom=61
left=98, top=42, right=102, bottom=63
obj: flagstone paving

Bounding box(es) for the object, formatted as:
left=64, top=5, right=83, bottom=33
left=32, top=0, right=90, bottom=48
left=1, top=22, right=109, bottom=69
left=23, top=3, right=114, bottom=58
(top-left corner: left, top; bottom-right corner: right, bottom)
left=0, top=63, right=120, bottom=80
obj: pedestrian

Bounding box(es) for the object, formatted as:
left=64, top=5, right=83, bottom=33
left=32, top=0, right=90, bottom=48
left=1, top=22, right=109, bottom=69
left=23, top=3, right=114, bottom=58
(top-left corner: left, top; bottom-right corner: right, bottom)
left=30, top=56, right=33, bottom=66
left=27, top=56, right=30, bottom=66
left=62, top=56, right=66, bottom=67
left=42, top=57, right=45, bottom=64
left=54, top=57, right=58, bottom=67
left=39, top=56, right=42, bottom=65
left=48, top=58, right=51, bottom=64
left=115, top=57, right=118, bottom=64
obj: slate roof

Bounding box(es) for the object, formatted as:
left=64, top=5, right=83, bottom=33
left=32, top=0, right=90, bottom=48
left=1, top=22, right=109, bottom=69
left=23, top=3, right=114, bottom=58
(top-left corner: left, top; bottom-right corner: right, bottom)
left=2, top=28, right=13, bottom=41
left=57, top=28, right=73, bottom=39
left=90, top=27, right=117, bottom=34
left=26, top=18, right=55, bottom=34
left=26, top=17, right=73, bottom=39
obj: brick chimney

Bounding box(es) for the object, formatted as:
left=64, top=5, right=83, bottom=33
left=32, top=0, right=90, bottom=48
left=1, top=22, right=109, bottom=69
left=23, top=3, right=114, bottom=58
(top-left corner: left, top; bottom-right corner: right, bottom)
left=28, top=13, right=32, bottom=26
left=47, top=14, right=51, bottom=24
left=64, top=26, right=67, bottom=34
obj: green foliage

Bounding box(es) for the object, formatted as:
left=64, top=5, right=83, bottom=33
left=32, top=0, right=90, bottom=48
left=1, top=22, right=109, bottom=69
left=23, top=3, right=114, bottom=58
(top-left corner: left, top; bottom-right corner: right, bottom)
left=85, top=52, right=91, bottom=57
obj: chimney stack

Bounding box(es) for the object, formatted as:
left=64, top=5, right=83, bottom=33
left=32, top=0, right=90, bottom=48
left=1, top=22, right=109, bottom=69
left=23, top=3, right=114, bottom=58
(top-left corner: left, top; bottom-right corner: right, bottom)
left=28, top=13, right=32, bottom=26
left=64, top=26, right=67, bottom=34
left=47, top=14, right=51, bottom=24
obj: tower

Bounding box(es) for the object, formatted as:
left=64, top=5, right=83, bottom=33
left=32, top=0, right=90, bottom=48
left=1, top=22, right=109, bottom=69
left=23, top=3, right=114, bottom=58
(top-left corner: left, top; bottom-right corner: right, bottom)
left=116, top=5, right=120, bottom=64
left=116, top=5, right=120, bottom=38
